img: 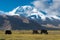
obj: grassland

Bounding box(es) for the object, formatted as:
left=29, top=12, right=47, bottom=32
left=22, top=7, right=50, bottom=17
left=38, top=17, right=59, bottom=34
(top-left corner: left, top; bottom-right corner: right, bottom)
left=0, top=30, right=60, bottom=40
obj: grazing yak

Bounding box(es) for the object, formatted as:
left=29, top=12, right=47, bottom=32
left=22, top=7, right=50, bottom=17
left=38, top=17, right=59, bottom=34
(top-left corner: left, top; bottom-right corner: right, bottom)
left=33, top=30, right=48, bottom=34
left=40, top=29, right=48, bottom=34
left=5, top=30, right=12, bottom=34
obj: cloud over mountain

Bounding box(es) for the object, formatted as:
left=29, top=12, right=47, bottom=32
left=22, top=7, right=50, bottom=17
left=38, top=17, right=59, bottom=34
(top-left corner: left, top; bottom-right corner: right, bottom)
left=32, top=0, right=60, bottom=16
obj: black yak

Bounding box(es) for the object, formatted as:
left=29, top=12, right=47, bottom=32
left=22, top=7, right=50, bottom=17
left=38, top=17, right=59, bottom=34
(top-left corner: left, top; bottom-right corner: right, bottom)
left=5, top=30, right=12, bottom=34
left=41, top=29, right=48, bottom=34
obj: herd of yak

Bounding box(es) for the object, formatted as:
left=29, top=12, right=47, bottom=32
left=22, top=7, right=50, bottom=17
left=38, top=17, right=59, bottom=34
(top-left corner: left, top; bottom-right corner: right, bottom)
left=5, top=30, right=48, bottom=34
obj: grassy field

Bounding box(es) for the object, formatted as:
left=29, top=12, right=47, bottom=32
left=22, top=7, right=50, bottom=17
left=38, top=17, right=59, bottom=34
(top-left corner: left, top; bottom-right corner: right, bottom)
left=0, top=30, right=60, bottom=40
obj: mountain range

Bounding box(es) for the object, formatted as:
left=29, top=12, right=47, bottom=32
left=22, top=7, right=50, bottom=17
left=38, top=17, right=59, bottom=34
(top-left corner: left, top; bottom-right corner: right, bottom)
left=0, top=5, right=60, bottom=30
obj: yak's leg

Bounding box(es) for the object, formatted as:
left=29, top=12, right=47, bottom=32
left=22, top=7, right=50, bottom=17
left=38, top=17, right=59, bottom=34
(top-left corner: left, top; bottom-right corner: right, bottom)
left=33, top=30, right=39, bottom=34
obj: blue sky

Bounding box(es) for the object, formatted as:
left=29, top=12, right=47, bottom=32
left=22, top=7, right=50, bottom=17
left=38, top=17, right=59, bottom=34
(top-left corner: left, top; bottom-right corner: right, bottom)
left=0, top=0, right=34, bottom=12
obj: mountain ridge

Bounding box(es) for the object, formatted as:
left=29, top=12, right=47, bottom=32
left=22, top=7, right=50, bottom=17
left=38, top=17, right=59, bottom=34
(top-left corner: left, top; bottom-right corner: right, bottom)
left=0, top=5, right=60, bottom=30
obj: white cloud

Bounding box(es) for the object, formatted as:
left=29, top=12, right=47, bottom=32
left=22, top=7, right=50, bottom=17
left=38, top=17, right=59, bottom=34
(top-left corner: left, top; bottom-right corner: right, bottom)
left=32, top=0, right=60, bottom=16
left=32, top=0, right=46, bottom=10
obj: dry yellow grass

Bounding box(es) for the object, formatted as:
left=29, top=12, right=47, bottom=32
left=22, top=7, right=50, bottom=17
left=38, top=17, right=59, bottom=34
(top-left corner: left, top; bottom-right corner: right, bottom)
left=0, top=30, right=60, bottom=40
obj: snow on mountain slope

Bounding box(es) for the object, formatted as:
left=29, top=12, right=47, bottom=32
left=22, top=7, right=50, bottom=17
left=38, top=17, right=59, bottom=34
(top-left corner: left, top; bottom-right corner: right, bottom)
left=10, top=5, right=60, bottom=21
left=0, top=5, right=60, bottom=21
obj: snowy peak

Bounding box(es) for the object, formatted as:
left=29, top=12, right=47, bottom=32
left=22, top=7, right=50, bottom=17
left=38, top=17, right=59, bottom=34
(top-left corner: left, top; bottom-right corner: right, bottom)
left=0, top=5, right=60, bottom=21
left=15, top=5, right=46, bottom=20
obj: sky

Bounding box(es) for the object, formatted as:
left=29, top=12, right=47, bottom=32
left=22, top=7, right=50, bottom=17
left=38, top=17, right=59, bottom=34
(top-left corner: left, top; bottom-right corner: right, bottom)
left=0, top=0, right=34, bottom=12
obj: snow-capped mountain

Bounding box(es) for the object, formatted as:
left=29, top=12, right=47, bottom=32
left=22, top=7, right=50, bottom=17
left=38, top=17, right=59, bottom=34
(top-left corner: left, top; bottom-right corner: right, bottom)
left=6, top=5, right=60, bottom=20
left=0, top=5, right=59, bottom=21
left=0, top=5, right=60, bottom=30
